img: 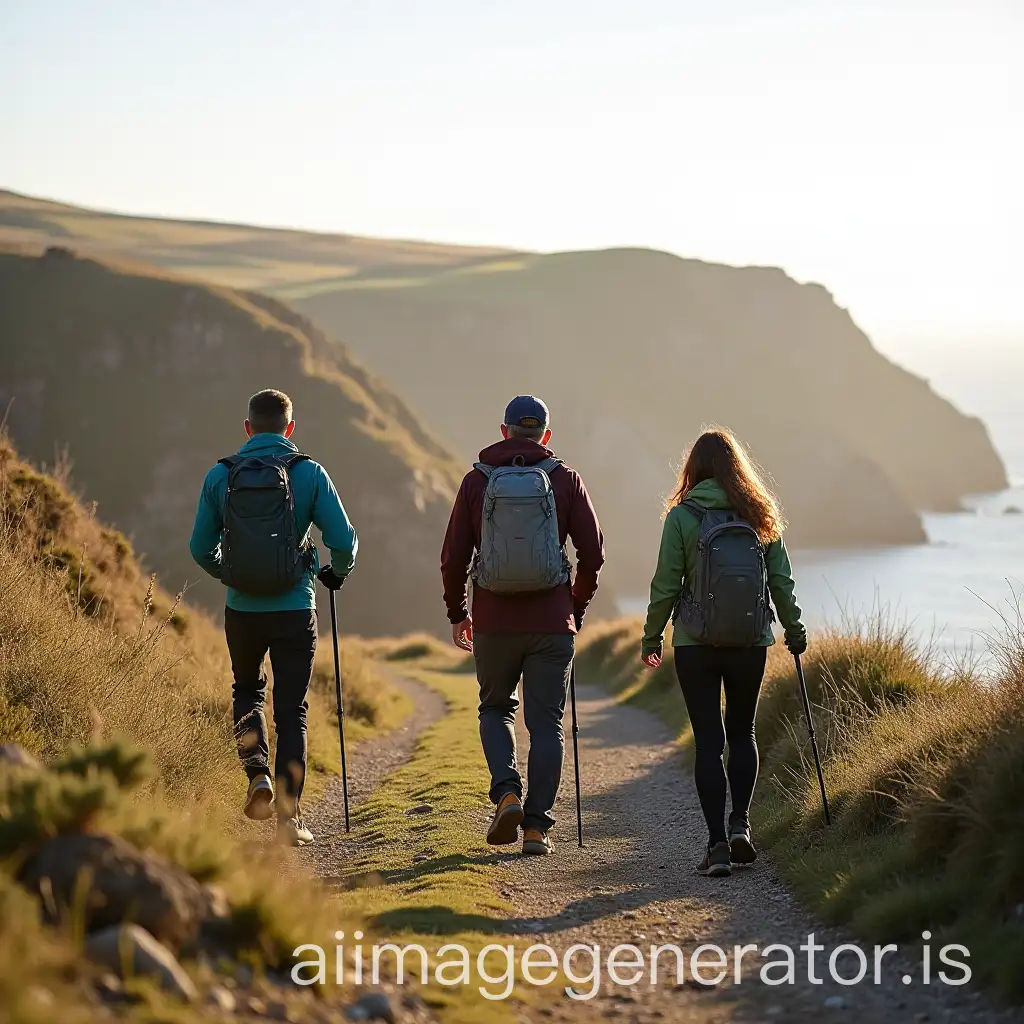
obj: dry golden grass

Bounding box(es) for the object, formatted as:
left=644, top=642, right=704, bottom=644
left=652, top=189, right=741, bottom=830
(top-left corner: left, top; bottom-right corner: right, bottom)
left=0, top=445, right=405, bottom=1021
left=0, top=440, right=396, bottom=810
left=578, top=615, right=1024, bottom=999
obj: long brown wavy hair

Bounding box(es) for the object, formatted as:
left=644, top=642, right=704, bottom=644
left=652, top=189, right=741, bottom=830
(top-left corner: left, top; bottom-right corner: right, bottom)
left=666, top=428, right=786, bottom=544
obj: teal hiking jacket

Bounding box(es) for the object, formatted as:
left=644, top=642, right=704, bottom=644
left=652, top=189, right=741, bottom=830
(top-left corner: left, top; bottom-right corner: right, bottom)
left=189, top=433, right=358, bottom=612
left=642, top=479, right=805, bottom=656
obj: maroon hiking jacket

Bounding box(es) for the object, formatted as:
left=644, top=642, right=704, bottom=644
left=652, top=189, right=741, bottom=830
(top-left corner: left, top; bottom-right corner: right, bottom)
left=441, top=438, right=606, bottom=634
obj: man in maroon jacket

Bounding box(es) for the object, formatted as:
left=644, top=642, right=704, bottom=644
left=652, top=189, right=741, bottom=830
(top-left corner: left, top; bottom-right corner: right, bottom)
left=441, top=396, right=605, bottom=855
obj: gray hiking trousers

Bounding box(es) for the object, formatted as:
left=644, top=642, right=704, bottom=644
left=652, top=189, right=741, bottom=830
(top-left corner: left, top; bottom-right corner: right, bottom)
left=474, top=632, right=574, bottom=833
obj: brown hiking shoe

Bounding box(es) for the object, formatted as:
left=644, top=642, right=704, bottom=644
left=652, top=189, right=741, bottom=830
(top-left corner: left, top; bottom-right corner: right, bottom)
left=486, top=793, right=524, bottom=845
left=522, top=828, right=552, bottom=856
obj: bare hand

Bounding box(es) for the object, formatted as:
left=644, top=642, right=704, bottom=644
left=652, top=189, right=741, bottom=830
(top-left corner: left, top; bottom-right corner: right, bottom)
left=642, top=651, right=662, bottom=669
left=452, top=617, right=474, bottom=652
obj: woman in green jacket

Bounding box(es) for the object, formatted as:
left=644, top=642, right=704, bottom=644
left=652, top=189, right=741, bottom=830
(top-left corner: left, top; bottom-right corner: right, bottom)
left=642, top=428, right=806, bottom=878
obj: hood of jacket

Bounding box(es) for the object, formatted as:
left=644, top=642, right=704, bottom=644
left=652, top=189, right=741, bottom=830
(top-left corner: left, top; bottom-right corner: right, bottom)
left=236, top=432, right=301, bottom=457
left=682, top=478, right=733, bottom=510
left=477, top=437, right=558, bottom=467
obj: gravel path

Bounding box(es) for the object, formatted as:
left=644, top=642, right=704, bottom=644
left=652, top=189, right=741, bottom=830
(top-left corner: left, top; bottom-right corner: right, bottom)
left=303, top=669, right=446, bottom=882
left=484, top=681, right=1023, bottom=1024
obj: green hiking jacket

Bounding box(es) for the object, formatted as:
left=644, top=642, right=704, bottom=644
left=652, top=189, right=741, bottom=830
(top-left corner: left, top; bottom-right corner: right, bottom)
left=641, top=479, right=805, bottom=656
left=189, top=433, right=357, bottom=613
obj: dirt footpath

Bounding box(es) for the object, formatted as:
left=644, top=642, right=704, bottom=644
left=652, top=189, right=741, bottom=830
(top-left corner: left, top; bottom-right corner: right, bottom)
left=304, top=670, right=446, bottom=883
left=488, top=682, right=1022, bottom=1024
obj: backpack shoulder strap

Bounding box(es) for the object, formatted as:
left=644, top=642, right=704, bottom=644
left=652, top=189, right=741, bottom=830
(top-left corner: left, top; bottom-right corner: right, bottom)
left=535, top=457, right=563, bottom=476
left=473, top=463, right=495, bottom=480
left=680, top=499, right=707, bottom=521
left=279, top=452, right=311, bottom=469
left=218, top=455, right=242, bottom=470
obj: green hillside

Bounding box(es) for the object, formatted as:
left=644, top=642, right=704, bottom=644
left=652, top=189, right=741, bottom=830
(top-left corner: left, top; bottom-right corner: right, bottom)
left=0, top=188, right=507, bottom=292
left=293, top=249, right=1007, bottom=591
left=1, top=193, right=1007, bottom=597
left=0, top=246, right=464, bottom=636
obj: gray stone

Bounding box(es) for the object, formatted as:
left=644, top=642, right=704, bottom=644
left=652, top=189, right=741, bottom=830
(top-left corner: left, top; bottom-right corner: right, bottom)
left=346, top=990, right=396, bottom=1023
left=85, top=923, right=197, bottom=1001
left=405, top=803, right=433, bottom=815
left=22, top=832, right=207, bottom=949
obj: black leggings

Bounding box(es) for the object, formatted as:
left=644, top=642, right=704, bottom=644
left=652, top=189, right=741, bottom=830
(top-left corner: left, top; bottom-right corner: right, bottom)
left=674, top=645, right=768, bottom=844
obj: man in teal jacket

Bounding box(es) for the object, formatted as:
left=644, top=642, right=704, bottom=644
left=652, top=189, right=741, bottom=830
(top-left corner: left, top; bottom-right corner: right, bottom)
left=189, top=389, right=357, bottom=846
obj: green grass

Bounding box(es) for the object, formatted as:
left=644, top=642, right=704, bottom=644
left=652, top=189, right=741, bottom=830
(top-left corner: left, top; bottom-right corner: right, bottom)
left=327, top=666, right=526, bottom=1024
left=577, top=615, right=1024, bottom=1002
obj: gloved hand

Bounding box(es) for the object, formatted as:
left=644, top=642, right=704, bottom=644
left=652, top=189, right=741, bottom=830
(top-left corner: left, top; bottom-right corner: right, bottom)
left=642, top=642, right=663, bottom=668
left=785, top=631, right=808, bottom=657
left=317, top=565, right=347, bottom=591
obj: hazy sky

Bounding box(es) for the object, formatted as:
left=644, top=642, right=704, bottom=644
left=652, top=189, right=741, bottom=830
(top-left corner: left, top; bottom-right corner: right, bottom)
left=2, top=0, right=1021, bottom=346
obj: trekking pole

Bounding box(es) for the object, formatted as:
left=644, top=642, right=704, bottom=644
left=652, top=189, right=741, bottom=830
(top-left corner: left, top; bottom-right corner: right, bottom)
left=328, top=589, right=351, bottom=833
left=569, top=662, right=583, bottom=847
left=793, top=654, right=831, bottom=827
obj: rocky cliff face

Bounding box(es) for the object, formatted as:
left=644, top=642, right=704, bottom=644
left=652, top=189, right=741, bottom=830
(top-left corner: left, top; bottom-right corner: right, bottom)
left=0, top=250, right=464, bottom=636
left=295, top=249, right=1007, bottom=593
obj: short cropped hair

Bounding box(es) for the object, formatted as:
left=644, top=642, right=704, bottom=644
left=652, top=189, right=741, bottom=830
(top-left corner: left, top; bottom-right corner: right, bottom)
left=506, top=423, right=546, bottom=441
left=247, top=389, right=293, bottom=434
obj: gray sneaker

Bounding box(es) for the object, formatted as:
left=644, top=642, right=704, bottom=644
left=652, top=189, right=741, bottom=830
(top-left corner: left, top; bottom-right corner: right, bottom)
left=278, top=816, right=314, bottom=847
left=696, top=841, right=732, bottom=877
left=243, top=774, right=275, bottom=821
left=729, top=821, right=758, bottom=865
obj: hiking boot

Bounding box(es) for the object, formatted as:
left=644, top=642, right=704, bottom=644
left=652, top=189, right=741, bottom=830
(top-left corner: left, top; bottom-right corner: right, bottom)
left=243, top=774, right=275, bottom=821
left=696, top=841, right=732, bottom=877
left=522, top=828, right=553, bottom=856
left=277, top=816, right=314, bottom=847
left=486, top=793, right=524, bottom=846
left=729, top=820, right=758, bottom=865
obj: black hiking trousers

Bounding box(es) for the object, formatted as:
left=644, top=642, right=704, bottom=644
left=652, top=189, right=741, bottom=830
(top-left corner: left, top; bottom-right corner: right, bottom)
left=673, top=645, right=768, bottom=845
left=474, top=632, right=575, bottom=833
left=224, top=607, right=317, bottom=815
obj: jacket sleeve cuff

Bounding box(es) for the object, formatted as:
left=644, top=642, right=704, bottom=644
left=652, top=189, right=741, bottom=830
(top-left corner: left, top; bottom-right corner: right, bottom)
left=448, top=606, right=469, bottom=624
left=641, top=639, right=664, bottom=658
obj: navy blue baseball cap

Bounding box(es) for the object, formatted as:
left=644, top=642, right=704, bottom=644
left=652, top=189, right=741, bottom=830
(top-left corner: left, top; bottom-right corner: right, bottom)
left=504, top=395, right=550, bottom=430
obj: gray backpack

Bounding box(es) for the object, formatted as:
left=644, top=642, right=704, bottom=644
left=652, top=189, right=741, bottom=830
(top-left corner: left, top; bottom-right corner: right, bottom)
left=471, top=456, right=571, bottom=594
left=674, top=500, right=774, bottom=646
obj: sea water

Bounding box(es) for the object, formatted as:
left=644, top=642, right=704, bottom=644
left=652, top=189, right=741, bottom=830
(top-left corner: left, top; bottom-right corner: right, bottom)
left=793, top=344, right=1024, bottom=661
